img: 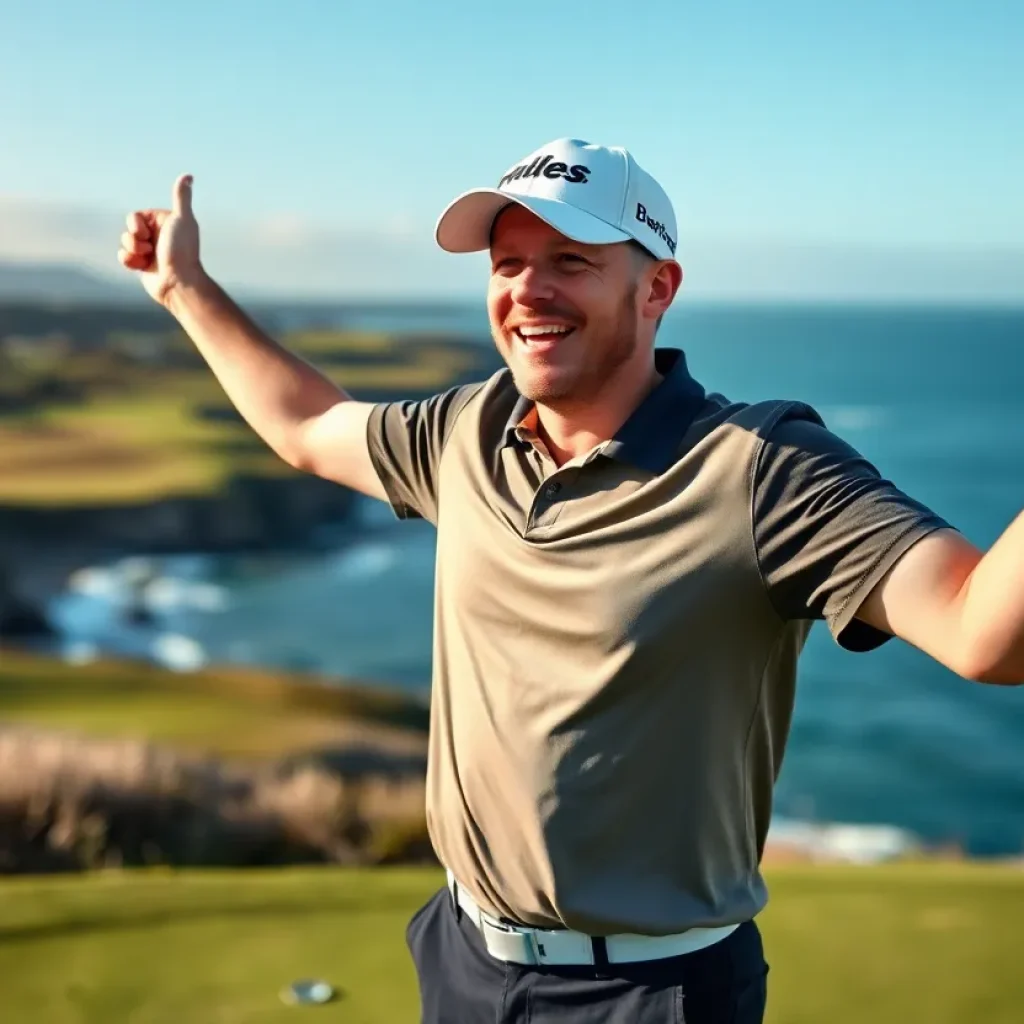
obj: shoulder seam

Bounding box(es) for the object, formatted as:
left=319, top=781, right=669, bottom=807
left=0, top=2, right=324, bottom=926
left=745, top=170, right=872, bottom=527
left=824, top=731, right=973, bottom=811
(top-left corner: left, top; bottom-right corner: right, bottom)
left=440, top=380, right=489, bottom=454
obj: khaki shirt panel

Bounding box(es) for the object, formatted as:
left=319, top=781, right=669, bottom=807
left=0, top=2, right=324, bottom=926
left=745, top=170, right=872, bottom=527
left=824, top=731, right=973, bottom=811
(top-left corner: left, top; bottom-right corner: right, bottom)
left=426, top=387, right=789, bottom=934
left=365, top=381, right=486, bottom=523
left=753, top=409, right=955, bottom=651
left=366, top=362, right=953, bottom=936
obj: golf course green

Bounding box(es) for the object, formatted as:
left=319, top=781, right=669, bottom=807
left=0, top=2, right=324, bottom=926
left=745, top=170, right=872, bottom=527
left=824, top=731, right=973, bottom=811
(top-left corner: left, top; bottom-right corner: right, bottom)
left=1, top=862, right=1022, bottom=1023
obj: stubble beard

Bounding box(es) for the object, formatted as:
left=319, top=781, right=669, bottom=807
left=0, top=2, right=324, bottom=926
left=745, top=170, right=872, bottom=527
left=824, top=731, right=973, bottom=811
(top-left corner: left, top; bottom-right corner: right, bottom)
left=501, top=291, right=640, bottom=407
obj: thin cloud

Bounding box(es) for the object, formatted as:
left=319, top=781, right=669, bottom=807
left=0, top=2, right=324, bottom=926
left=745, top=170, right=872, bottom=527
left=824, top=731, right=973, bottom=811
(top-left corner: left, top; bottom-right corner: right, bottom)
left=0, top=196, right=485, bottom=298
left=1, top=196, right=1022, bottom=304
left=0, top=197, right=122, bottom=265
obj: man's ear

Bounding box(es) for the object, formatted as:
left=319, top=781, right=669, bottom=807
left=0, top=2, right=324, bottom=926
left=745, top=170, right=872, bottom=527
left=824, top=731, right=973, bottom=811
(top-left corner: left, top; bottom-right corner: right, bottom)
left=642, top=260, right=684, bottom=323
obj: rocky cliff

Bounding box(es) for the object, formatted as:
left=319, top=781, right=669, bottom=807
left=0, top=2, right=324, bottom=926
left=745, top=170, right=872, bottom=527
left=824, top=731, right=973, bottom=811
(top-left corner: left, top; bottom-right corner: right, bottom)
left=0, top=471, right=357, bottom=639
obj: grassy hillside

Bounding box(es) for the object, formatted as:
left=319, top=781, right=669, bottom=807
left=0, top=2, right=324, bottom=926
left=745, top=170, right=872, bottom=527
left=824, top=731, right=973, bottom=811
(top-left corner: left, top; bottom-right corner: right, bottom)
left=0, top=863, right=1021, bottom=1023
left=0, top=651, right=432, bottom=871
left=0, top=326, right=493, bottom=505
left=2, top=654, right=1023, bottom=1019
left=0, top=648, right=427, bottom=758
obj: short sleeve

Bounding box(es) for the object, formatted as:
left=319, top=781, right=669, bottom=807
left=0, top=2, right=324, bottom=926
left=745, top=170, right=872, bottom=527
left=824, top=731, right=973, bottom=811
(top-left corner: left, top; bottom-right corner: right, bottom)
left=753, top=405, right=955, bottom=652
left=366, top=383, right=483, bottom=524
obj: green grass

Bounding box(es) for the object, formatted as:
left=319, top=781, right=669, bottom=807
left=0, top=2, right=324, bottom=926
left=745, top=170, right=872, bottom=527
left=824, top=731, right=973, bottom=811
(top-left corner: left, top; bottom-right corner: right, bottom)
left=0, top=649, right=427, bottom=758
left=285, top=329, right=397, bottom=355
left=0, top=391, right=268, bottom=505
left=0, top=863, right=1021, bottom=1023
left=0, top=329, right=489, bottom=506
left=0, top=867, right=428, bottom=1024
left=761, top=863, right=1024, bottom=1022
left=2, top=653, right=1022, bottom=1020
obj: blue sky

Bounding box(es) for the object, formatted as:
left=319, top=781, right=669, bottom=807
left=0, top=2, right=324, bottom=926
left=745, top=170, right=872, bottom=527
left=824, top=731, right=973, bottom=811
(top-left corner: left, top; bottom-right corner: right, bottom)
left=2, top=0, right=1021, bottom=301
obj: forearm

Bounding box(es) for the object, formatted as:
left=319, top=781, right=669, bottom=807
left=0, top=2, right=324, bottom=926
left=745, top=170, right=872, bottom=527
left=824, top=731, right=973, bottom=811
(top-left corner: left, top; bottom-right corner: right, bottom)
left=959, top=509, right=1024, bottom=684
left=165, top=274, right=350, bottom=467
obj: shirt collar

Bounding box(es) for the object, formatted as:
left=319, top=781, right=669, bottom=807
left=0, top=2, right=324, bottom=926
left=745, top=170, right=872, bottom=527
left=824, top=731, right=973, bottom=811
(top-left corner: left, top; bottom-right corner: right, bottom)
left=502, top=348, right=706, bottom=474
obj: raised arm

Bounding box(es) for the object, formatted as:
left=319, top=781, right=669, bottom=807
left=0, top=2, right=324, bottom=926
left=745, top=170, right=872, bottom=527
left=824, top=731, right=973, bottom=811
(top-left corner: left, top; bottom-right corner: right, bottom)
left=117, top=174, right=386, bottom=500
left=752, top=405, right=1023, bottom=686
left=856, top=515, right=1024, bottom=685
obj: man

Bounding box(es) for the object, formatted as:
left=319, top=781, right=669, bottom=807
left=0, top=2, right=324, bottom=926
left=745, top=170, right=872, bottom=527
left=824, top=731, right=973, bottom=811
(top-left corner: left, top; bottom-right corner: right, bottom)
left=119, top=138, right=1023, bottom=1023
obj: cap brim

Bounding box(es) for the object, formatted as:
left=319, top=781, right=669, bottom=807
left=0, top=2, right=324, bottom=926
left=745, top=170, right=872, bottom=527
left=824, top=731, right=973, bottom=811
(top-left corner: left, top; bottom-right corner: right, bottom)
left=435, top=190, right=632, bottom=253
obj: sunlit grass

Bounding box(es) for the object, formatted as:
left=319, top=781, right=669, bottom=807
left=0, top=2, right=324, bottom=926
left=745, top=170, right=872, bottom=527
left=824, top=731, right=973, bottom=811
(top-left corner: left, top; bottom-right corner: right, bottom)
left=0, top=649, right=426, bottom=758
left=287, top=329, right=396, bottom=354
left=0, top=396, right=268, bottom=505
left=0, top=863, right=1021, bottom=1023
left=0, top=331, right=488, bottom=505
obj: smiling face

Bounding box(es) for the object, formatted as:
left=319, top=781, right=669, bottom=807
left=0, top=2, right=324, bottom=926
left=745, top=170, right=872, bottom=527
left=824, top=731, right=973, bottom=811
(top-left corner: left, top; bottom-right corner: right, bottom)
left=487, top=205, right=670, bottom=407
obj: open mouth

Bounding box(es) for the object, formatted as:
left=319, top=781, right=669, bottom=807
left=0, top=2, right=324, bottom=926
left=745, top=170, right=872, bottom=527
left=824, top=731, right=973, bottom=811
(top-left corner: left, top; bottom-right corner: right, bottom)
left=513, top=324, right=577, bottom=346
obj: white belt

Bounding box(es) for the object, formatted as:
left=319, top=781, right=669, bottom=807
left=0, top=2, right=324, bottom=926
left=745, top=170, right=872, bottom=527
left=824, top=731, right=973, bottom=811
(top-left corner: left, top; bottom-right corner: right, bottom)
left=446, top=870, right=739, bottom=966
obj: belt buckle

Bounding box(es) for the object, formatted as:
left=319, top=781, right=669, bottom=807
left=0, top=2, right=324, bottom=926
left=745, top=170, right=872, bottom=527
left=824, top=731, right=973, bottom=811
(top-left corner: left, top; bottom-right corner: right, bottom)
left=482, top=917, right=542, bottom=966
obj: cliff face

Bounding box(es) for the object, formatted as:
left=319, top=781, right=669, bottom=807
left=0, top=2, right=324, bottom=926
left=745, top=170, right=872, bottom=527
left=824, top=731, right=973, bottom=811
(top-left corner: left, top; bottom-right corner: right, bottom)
left=0, top=298, right=500, bottom=641
left=0, top=472, right=357, bottom=637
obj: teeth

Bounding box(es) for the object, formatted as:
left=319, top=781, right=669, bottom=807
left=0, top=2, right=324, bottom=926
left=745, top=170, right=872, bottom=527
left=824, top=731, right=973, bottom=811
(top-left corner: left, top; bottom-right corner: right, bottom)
left=517, top=325, right=572, bottom=338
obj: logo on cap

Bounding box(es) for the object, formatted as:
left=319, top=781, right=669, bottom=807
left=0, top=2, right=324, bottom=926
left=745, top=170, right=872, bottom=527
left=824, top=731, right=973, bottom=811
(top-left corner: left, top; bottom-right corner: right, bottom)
left=498, top=154, right=591, bottom=190
left=636, top=203, right=677, bottom=255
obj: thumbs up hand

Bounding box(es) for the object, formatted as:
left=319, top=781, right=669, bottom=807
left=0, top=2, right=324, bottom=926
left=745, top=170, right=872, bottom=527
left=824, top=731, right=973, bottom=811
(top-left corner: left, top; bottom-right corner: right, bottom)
left=118, top=174, right=203, bottom=305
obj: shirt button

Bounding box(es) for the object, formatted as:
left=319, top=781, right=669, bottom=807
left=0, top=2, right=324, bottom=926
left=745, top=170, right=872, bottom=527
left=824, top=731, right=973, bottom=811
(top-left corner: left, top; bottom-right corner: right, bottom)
left=543, top=481, right=562, bottom=499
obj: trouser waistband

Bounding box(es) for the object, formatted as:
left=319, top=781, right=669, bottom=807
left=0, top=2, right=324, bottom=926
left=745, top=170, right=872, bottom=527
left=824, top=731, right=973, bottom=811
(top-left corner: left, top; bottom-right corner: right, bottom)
left=446, top=870, right=740, bottom=967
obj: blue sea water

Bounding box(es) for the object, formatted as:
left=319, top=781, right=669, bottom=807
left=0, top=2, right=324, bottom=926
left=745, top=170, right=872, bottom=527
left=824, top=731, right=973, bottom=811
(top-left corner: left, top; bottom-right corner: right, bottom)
left=48, top=304, right=1024, bottom=855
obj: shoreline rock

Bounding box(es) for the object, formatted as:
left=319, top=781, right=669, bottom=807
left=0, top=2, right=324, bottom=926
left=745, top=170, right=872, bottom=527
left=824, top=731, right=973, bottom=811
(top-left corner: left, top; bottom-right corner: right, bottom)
left=0, top=471, right=359, bottom=642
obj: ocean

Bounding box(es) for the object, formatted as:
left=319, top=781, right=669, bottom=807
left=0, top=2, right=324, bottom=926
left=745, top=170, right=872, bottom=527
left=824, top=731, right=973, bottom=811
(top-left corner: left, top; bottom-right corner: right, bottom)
left=48, top=303, right=1024, bottom=856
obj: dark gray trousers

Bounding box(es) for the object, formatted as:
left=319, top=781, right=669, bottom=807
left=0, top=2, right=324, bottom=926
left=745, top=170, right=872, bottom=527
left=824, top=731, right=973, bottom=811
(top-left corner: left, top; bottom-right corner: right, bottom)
left=406, top=887, right=769, bottom=1023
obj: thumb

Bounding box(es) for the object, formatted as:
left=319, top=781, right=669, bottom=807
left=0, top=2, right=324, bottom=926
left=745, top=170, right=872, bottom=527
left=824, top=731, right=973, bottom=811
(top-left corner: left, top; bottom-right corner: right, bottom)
left=172, top=173, right=194, bottom=217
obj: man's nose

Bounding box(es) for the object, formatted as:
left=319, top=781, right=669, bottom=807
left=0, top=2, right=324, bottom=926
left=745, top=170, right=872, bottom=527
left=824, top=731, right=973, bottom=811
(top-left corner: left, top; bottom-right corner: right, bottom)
left=509, top=264, right=556, bottom=307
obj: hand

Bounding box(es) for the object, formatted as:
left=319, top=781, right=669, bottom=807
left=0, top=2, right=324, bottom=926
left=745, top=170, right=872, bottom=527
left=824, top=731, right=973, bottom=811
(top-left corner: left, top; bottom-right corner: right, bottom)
left=118, top=174, right=204, bottom=306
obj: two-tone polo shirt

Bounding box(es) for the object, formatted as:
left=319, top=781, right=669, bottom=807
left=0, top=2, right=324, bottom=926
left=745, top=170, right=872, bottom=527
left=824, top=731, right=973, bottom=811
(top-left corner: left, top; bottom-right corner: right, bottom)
left=366, top=347, right=951, bottom=936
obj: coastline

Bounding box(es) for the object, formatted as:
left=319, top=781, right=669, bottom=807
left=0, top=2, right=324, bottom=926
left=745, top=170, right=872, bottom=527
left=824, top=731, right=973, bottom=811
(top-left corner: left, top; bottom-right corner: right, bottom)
left=0, top=470, right=359, bottom=640
left=0, top=310, right=501, bottom=644
left=0, top=648, right=1003, bottom=874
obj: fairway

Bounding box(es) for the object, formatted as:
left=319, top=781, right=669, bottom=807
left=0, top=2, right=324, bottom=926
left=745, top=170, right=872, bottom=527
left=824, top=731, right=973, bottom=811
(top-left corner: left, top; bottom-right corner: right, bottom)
left=0, top=650, right=427, bottom=760
left=1, top=863, right=1022, bottom=1023
left=0, top=326, right=491, bottom=506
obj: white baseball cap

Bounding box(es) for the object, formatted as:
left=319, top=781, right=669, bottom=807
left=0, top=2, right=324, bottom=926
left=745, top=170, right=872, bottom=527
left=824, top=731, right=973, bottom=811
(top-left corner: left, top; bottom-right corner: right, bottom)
left=435, top=138, right=679, bottom=262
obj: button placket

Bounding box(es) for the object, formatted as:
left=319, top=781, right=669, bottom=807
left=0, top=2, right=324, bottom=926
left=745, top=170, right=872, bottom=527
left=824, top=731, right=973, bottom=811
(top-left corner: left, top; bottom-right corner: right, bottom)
left=526, top=468, right=584, bottom=534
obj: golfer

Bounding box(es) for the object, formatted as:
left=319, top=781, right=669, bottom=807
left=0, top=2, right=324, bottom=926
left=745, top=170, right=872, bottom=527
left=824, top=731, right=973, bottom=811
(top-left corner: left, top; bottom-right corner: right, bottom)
left=119, top=138, right=1023, bottom=1023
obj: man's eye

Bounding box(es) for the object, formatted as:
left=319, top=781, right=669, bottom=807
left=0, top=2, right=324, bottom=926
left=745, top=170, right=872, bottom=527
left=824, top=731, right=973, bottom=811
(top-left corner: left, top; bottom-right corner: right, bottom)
left=493, top=258, right=520, bottom=272
left=557, top=253, right=588, bottom=265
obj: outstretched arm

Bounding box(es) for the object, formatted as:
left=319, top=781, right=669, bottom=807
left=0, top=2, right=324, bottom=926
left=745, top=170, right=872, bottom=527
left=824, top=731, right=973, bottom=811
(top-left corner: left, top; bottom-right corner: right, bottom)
left=753, top=407, right=1023, bottom=685
left=118, top=175, right=386, bottom=500
left=857, top=516, right=1024, bottom=685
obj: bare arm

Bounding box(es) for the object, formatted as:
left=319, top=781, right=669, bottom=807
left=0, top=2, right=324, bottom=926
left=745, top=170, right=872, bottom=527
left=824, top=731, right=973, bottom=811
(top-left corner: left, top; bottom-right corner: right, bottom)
left=118, top=174, right=385, bottom=500
left=165, top=276, right=385, bottom=498
left=856, top=516, right=1024, bottom=685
